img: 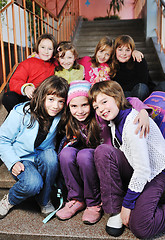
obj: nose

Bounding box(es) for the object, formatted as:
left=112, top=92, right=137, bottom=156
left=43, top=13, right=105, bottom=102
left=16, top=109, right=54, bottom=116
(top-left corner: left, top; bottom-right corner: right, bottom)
left=53, top=101, right=58, bottom=109
left=77, top=106, right=83, bottom=113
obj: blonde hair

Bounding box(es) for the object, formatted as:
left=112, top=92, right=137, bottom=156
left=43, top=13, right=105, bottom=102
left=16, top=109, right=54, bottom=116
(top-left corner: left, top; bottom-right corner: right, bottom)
left=89, top=80, right=131, bottom=110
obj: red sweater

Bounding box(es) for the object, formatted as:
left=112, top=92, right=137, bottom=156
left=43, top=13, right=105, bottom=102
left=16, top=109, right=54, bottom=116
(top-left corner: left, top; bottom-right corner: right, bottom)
left=9, top=57, right=57, bottom=95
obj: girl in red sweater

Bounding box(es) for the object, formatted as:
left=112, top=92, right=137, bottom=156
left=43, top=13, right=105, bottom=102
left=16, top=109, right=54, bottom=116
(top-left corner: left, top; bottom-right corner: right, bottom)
left=2, top=33, right=57, bottom=113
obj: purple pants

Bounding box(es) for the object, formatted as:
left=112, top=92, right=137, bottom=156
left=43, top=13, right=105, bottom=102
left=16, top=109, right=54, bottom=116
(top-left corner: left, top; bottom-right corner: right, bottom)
left=59, top=147, right=101, bottom=207
left=95, top=144, right=165, bottom=239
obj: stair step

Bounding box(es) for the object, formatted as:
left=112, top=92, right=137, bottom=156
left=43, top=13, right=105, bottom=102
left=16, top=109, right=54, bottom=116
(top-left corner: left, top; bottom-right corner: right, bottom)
left=0, top=164, right=15, bottom=188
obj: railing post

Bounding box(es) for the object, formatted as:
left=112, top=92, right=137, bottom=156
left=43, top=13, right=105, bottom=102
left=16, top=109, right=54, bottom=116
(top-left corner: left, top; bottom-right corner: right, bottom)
left=12, top=2, right=18, bottom=65
left=23, top=0, right=29, bottom=58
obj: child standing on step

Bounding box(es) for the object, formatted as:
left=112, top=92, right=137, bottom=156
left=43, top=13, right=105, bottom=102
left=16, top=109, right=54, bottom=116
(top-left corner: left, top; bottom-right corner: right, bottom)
left=54, top=41, right=84, bottom=83
left=2, top=33, right=58, bottom=113
left=89, top=80, right=165, bottom=239
left=0, top=75, right=69, bottom=218
left=78, top=36, right=143, bottom=85
left=55, top=80, right=102, bottom=225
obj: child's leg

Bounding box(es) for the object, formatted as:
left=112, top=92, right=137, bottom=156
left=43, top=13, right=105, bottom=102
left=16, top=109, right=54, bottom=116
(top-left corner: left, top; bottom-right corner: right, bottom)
left=35, top=148, right=59, bottom=206
left=76, top=148, right=101, bottom=207
left=9, top=160, right=44, bottom=205
left=129, top=172, right=165, bottom=239
left=131, top=83, right=149, bottom=101
left=94, top=144, right=133, bottom=214
left=59, top=147, right=84, bottom=202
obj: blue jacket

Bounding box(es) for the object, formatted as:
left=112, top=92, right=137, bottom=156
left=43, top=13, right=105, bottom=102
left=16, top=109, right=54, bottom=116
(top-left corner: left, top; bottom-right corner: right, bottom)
left=0, top=102, right=61, bottom=170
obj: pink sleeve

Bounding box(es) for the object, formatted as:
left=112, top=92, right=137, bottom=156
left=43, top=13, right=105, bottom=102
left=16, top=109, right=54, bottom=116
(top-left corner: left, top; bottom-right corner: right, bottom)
left=127, top=97, right=152, bottom=113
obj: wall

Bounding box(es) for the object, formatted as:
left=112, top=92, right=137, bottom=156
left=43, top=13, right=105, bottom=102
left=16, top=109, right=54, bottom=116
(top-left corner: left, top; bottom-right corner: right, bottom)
left=79, top=0, right=135, bottom=20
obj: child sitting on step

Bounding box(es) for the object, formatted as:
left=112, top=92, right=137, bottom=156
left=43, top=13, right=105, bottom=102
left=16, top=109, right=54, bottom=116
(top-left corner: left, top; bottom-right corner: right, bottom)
left=78, top=36, right=143, bottom=85
left=0, top=75, right=68, bottom=218
left=55, top=80, right=102, bottom=225
left=54, top=41, right=84, bottom=83
left=2, top=33, right=58, bottom=113
left=89, top=80, right=165, bottom=239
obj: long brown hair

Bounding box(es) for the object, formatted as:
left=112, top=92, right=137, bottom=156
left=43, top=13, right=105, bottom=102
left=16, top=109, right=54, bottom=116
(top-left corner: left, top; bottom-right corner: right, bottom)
left=91, top=36, right=113, bottom=68
left=89, top=80, right=131, bottom=110
left=57, top=99, right=101, bottom=148
left=23, top=75, right=69, bottom=132
left=110, top=35, right=135, bottom=77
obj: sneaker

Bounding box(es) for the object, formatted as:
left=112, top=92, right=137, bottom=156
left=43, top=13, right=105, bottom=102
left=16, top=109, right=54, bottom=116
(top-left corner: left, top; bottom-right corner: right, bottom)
left=40, top=201, right=55, bottom=216
left=82, top=205, right=102, bottom=225
left=0, top=194, right=14, bottom=219
left=56, top=200, right=85, bottom=220
left=106, top=213, right=125, bottom=237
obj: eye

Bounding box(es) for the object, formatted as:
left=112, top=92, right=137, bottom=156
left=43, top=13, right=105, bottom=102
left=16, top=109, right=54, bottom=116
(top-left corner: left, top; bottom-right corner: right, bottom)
left=59, top=100, right=65, bottom=104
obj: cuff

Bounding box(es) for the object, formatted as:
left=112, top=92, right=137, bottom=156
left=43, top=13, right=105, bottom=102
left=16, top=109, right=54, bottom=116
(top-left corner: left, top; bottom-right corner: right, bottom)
left=21, top=83, right=35, bottom=95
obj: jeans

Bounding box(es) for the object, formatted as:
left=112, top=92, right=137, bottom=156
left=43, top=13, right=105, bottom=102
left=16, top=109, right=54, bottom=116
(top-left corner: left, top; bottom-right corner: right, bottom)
left=9, top=148, right=59, bottom=206
left=125, top=83, right=149, bottom=101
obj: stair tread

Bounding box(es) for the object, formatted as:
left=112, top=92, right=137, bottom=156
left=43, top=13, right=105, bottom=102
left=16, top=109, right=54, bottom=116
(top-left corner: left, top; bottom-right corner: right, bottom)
left=0, top=191, right=152, bottom=240
left=0, top=164, right=16, bottom=188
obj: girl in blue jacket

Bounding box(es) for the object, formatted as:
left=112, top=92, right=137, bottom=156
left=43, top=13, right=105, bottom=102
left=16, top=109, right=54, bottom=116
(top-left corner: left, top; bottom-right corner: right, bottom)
left=0, top=75, right=68, bottom=218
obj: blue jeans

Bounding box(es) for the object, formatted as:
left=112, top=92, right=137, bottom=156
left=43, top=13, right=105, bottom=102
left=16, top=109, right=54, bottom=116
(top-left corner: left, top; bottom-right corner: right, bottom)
left=8, top=148, right=59, bottom=206
left=125, top=83, right=149, bottom=101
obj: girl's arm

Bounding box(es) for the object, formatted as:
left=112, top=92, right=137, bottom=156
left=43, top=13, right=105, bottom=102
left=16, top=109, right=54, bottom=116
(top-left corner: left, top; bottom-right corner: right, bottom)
left=127, top=97, right=152, bottom=137
left=0, top=109, right=23, bottom=170
left=132, top=50, right=144, bottom=62
left=9, top=60, right=30, bottom=95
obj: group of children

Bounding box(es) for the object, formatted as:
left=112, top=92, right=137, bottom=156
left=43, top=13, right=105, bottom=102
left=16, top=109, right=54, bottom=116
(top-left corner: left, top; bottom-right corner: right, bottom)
left=0, top=32, right=165, bottom=239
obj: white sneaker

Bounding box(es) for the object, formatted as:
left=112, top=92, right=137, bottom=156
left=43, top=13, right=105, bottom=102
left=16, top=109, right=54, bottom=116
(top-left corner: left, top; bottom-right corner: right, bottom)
left=0, top=194, right=14, bottom=218
left=106, top=213, right=124, bottom=237
left=40, top=201, right=55, bottom=216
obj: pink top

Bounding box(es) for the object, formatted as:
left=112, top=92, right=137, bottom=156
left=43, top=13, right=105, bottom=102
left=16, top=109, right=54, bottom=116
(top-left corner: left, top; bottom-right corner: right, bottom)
left=78, top=56, right=110, bottom=85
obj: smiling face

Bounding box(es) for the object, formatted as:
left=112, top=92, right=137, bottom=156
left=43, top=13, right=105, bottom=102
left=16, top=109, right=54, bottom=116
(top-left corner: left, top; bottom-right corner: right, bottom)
left=38, top=39, right=54, bottom=61
left=45, top=94, right=65, bottom=117
left=96, top=46, right=112, bottom=64
left=69, top=96, right=90, bottom=122
left=58, top=50, right=75, bottom=70
left=116, top=45, right=132, bottom=63
left=93, top=92, right=119, bottom=121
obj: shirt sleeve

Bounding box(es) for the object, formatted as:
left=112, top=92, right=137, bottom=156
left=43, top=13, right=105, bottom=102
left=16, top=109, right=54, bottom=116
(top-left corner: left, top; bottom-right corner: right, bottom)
left=127, top=97, right=152, bottom=114
left=0, top=108, right=23, bottom=170
left=122, top=188, right=140, bottom=209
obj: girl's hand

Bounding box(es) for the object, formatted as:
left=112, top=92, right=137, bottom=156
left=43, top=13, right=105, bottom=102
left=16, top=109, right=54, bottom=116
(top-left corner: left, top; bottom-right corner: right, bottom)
left=121, top=206, right=131, bottom=227
left=12, top=162, right=25, bottom=177
left=134, top=109, right=150, bottom=138
left=24, top=85, right=36, bottom=99
left=132, top=50, right=144, bottom=62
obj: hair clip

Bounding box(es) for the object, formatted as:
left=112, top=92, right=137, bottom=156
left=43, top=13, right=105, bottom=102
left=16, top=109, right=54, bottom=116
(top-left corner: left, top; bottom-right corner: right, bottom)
left=57, top=47, right=61, bottom=52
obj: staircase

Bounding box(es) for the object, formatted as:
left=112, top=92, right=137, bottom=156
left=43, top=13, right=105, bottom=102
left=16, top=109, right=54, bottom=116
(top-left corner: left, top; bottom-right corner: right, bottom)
left=0, top=19, right=165, bottom=239
left=73, top=19, right=165, bottom=84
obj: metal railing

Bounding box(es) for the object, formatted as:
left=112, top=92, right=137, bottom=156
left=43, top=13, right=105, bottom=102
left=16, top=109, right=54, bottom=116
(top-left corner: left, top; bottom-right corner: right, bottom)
left=0, top=0, right=79, bottom=93
left=134, top=0, right=165, bottom=53
left=133, top=0, right=146, bottom=18
left=155, top=0, right=165, bottom=53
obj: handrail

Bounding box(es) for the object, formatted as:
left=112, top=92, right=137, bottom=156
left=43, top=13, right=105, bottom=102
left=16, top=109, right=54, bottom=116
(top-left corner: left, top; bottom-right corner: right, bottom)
left=0, top=0, right=79, bottom=93
left=155, top=0, right=165, bottom=53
